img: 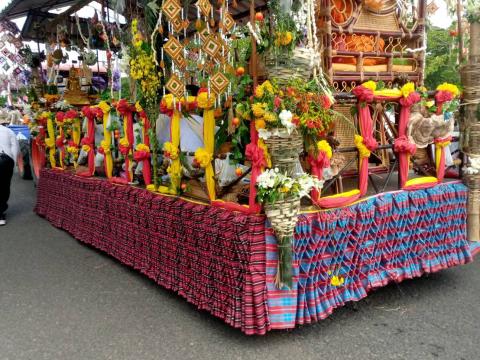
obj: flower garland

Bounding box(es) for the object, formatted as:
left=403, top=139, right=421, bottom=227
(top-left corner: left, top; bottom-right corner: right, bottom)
left=129, top=19, right=161, bottom=99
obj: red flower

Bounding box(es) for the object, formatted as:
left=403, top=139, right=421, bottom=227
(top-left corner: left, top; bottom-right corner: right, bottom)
left=286, top=87, right=296, bottom=97
left=55, top=136, right=65, bottom=147
left=320, top=95, right=331, bottom=109
left=307, top=120, right=315, bottom=129
left=56, top=111, right=65, bottom=122
left=292, top=116, right=300, bottom=126
left=274, top=96, right=281, bottom=109
left=65, top=109, right=78, bottom=119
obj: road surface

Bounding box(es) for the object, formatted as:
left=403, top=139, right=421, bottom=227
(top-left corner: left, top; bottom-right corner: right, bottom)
left=0, top=176, right=478, bottom=360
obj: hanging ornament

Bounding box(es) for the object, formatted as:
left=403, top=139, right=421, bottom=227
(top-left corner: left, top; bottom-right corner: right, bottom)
left=162, top=0, right=182, bottom=22
left=196, top=0, right=212, bottom=18
left=165, top=74, right=185, bottom=98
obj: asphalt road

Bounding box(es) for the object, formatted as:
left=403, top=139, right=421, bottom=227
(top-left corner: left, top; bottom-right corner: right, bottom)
left=0, top=175, right=479, bottom=360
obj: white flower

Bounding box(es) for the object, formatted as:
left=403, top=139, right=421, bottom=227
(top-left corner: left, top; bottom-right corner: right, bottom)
left=296, top=174, right=324, bottom=198
left=279, top=109, right=293, bottom=123
left=279, top=110, right=296, bottom=134
left=258, top=128, right=272, bottom=140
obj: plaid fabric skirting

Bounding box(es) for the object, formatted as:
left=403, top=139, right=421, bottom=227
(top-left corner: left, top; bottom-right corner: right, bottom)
left=35, top=169, right=270, bottom=335
left=35, top=170, right=474, bottom=334
left=266, top=182, right=473, bottom=329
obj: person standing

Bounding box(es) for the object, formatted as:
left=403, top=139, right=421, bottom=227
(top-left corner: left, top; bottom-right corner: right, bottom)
left=0, top=118, right=18, bottom=226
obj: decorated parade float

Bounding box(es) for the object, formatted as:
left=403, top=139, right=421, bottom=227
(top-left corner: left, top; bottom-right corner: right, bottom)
left=1, top=0, right=479, bottom=334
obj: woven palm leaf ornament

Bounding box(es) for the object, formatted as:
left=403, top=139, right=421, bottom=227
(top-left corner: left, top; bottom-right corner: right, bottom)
left=157, top=0, right=234, bottom=195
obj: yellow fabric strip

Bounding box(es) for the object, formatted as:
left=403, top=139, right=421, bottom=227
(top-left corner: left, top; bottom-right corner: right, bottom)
left=169, top=110, right=182, bottom=194
left=404, top=176, right=438, bottom=187
left=102, top=110, right=113, bottom=178
left=46, top=118, right=56, bottom=168
left=73, top=119, right=81, bottom=145
left=203, top=108, right=216, bottom=200
left=58, top=128, right=64, bottom=168
left=321, top=189, right=360, bottom=199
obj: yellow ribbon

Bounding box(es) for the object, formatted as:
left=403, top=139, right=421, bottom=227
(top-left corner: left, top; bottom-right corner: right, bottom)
left=197, top=92, right=217, bottom=200
left=46, top=118, right=56, bottom=168
left=99, top=102, right=113, bottom=178
left=354, top=135, right=371, bottom=159
left=435, top=139, right=451, bottom=174
left=166, top=109, right=182, bottom=194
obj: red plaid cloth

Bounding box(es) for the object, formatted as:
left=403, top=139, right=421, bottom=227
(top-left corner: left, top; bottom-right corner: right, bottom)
left=35, top=169, right=270, bottom=335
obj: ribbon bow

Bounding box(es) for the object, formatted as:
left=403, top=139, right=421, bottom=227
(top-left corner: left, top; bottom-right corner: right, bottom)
left=399, top=92, right=421, bottom=107
left=352, top=86, right=374, bottom=103
left=116, top=99, right=136, bottom=115
left=394, top=135, right=417, bottom=155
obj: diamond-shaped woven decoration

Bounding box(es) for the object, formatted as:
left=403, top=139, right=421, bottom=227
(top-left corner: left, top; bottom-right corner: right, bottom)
left=215, top=37, right=229, bottom=63
left=210, top=72, right=229, bottom=96
left=163, top=36, right=184, bottom=60
left=166, top=74, right=185, bottom=98
left=162, top=0, right=182, bottom=22
left=202, top=34, right=221, bottom=58
left=198, top=27, right=210, bottom=43
left=223, top=12, right=235, bottom=33
left=171, top=17, right=182, bottom=33
left=196, top=0, right=212, bottom=17
left=172, top=53, right=187, bottom=70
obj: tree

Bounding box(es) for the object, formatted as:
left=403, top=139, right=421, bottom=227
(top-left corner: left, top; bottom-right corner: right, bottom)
left=424, top=26, right=461, bottom=89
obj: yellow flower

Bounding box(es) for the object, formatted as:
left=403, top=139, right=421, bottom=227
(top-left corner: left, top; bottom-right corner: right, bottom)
left=82, top=144, right=91, bottom=153
left=425, top=100, right=435, bottom=108
left=135, top=101, right=144, bottom=113
left=136, top=143, right=150, bottom=153
left=436, top=82, right=460, bottom=97
left=263, top=111, right=277, bottom=122
left=162, top=94, right=175, bottom=110
left=252, top=103, right=266, bottom=118
left=418, top=86, right=427, bottom=93
left=362, top=80, right=377, bottom=91
left=262, top=80, right=274, bottom=94
left=354, top=135, right=371, bottom=159
left=401, top=82, right=416, bottom=98
left=119, top=138, right=130, bottom=148
left=67, top=146, right=79, bottom=155
left=255, top=118, right=266, bottom=130
left=194, top=148, right=212, bottom=168
left=197, top=91, right=215, bottom=109
left=282, top=32, right=293, bottom=45
left=98, top=101, right=110, bottom=114
left=255, top=85, right=264, bottom=98
left=317, top=140, right=332, bottom=159
left=330, top=275, right=344, bottom=287
left=45, top=138, right=55, bottom=148
left=100, top=140, right=111, bottom=153
left=163, top=142, right=179, bottom=160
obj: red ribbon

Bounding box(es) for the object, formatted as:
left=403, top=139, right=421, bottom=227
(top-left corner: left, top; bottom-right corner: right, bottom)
left=352, top=86, right=374, bottom=102
left=133, top=151, right=151, bottom=185
left=56, top=111, right=65, bottom=122
left=246, top=142, right=266, bottom=214
left=78, top=106, right=96, bottom=177
left=308, top=151, right=330, bottom=202
left=116, top=99, right=135, bottom=148
left=435, top=91, right=454, bottom=115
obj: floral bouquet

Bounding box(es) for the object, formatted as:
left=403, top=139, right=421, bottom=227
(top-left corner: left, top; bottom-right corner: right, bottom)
left=257, top=168, right=323, bottom=288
